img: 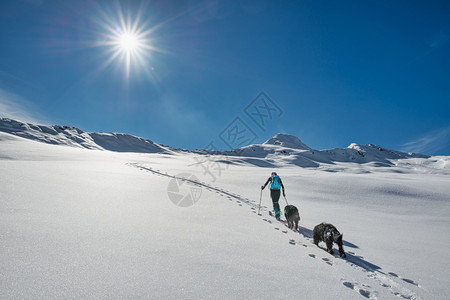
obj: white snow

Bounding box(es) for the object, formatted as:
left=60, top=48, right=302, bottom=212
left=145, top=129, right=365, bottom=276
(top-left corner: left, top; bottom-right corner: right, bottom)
left=264, top=133, right=312, bottom=150
left=0, top=118, right=170, bottom=153
left=1, top=121, right=450, bottom=299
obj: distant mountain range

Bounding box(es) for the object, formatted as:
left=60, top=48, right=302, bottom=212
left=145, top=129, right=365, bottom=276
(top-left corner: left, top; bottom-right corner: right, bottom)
left=2, top=118, right=448, bottom=173
left=211, top=133, right=432, bottom=169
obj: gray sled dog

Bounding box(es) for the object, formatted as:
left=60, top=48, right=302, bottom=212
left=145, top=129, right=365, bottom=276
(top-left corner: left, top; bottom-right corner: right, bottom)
left=284, top=205, right=300, bottom=231
left=313, top=222, right=346, bottom=258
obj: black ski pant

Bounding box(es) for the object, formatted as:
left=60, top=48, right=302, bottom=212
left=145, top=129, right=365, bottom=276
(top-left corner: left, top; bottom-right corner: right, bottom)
left=270, top=189, right=281, bottom=217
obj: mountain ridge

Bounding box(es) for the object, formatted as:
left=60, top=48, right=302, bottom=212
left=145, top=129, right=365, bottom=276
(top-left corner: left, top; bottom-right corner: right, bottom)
left=1, top=117, right=446, bottom=173
left=0, top=118, right=170, bottom=153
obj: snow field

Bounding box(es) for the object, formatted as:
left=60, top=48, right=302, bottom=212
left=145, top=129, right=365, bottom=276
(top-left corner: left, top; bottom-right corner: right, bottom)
left=1, top=133, right=449, bottom=299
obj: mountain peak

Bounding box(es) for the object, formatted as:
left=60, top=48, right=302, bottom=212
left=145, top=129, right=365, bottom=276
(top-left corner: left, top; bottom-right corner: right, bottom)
left=263, top=133, right=311, bottom=150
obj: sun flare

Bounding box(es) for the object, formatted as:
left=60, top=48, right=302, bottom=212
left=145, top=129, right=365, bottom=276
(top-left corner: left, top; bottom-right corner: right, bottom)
left=118, top=32, right=139, bottom=52
left=94, top=5, right=163, bottom=79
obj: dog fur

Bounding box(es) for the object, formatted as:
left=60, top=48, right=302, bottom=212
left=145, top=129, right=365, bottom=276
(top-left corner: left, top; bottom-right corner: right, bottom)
left=284, top=205, right=300, bottom=231
left=313, top=222, right=346, bottom=258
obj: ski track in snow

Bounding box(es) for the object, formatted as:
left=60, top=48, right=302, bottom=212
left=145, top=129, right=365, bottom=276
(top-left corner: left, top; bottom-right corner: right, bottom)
left=129, top=162, right=422, bottom=300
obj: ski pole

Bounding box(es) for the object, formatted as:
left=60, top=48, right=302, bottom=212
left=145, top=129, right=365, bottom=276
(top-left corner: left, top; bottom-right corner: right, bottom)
left=258, top=188, right=263, bottom=215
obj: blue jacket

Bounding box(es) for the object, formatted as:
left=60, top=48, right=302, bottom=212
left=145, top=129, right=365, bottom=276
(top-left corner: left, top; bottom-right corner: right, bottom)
left=262, top=175, right=285, bottom=192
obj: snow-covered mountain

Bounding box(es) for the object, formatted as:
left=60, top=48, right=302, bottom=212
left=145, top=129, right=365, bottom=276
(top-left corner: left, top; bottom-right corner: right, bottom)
left=0, top=117, right=447, bottom=174
left=0, top=118, right=170, bottom=153
left=220, top=133, right=445, bottom=173
left=263, top=133, right=312, bottom=150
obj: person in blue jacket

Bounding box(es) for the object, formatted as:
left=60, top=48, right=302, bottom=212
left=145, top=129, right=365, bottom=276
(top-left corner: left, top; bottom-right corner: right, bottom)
left=261, top=172, right=285, bottom=220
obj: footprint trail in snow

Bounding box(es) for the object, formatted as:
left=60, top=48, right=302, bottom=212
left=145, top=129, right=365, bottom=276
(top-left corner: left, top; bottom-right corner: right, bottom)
left=129, top=162, right=423, bottom=300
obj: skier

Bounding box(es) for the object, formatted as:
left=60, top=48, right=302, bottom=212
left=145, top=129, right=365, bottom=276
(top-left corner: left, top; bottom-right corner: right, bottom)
left=261, top=172, right=285, bottom=220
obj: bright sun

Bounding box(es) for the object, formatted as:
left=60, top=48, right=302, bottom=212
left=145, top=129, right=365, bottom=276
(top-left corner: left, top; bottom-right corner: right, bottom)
left=95, top=6, right=163, bottom=79
left=109, top=27, right=150, bottom=77
left=118, top=32, right=139, bottom=52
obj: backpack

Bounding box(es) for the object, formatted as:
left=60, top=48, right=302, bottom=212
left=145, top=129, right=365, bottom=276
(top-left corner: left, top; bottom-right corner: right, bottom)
left=270, top=175, right=281, bottom=190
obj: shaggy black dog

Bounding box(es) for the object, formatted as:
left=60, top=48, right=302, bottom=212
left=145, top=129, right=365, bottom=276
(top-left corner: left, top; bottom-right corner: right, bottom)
left=313, top=222, right=346, bottom=258
left=284, top=205, right=300, bottom=231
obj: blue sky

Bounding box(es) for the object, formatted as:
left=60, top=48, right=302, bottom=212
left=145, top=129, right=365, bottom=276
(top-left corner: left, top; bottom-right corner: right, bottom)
left=0, top=0, right=449, bottom=155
